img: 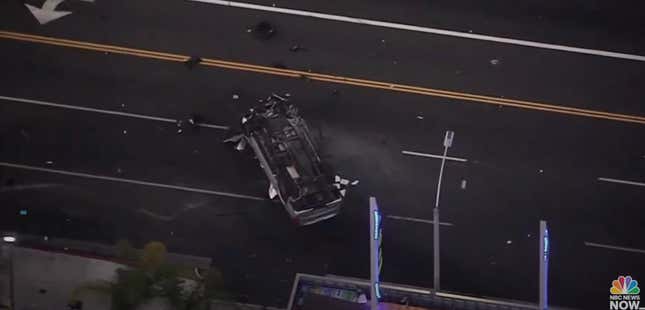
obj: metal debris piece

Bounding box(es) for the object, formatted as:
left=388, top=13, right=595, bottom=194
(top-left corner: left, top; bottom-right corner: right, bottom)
left=45, top=161, right=53, bottom=165
left=222, top=133, right=244, bottom=143
left=416, top=115, right=424, bottom=120
left=340, top=179, right=349, bottom=186
left=460, top=179, right=467, bottom=189
left=506, top=240, right=512, bottom=245
left=235, top=138, right=247, bottom=151
left=252, top=21, right=276, bottom=40
left=490, top=59, right=500, bottom=65
left=232, top=94, right=240, bottom=100
left=351, top=180, right=359, bottom=186
left=340, top=189, right=347, bottom=196
left=185, top=56, right=202, bottom=69
left=289, top=45, right=303, bottom=52
left=123, top=130, right=127, bottom=134
left=273, top=62, right=288, bottom=69
left=268, top=184, right=278, bottom=199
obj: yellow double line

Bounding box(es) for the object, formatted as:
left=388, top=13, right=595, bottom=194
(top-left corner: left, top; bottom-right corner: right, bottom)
left=2, top=30, right=644, bottom=125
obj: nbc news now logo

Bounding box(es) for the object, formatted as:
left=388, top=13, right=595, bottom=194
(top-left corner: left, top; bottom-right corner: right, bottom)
left=609, top=276, right=642, bottom=310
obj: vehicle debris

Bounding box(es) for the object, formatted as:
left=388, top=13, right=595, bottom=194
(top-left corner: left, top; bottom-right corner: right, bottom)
left=184, top=56, right=202, bottom=69
left=225, top=94, right=344, bottom=225
left=252, top=21, right=276, bottom=40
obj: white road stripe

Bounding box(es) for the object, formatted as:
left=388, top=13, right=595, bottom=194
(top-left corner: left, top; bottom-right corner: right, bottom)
left=402, top=150, right=467, bottom=162
left=387, top=215, right=454, bottom=227
left=189, top=0, right=645, bottom=62
left=0, top=95, right=230, bottom=130
left=597, top=177, right=645, bottom=188
left=584, top=242, right=645, bottom=254
left=0, top=161, right=266, bottom=201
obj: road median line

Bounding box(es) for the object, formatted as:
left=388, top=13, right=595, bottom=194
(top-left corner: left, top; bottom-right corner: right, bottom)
left=2, top=30, right=644, bottom=125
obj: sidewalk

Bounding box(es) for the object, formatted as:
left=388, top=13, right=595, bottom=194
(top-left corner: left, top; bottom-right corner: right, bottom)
left=0, top=237, right=284, bottom=310
left=10, top=246, right=118, bottom=310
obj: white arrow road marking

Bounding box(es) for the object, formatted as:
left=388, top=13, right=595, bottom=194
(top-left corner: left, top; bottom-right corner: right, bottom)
left=25, top=0, right=72, bottom=25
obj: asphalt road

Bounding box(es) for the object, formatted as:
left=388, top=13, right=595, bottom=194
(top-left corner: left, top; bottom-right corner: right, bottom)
left=1, top=0, right=644, bottom=308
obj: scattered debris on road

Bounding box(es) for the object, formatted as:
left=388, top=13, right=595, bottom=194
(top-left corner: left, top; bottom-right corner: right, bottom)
left=184, top=56, right=202, bottom=69
left=416, top=115, right=424, bottom=120
left=232, top=94, right=240, bottom=100
left=506, top=240, right=512, bottom=245
left=289, top=44, right=305, bottom=52
left=45, top=161, right=54, bottom=165
left=351, top=180, right=359, bottom=186
left=461, top=179, right=467, bottom=189
left=252, top=21, right=276, bottom=40
left=490, top=59, right=501, bottom=65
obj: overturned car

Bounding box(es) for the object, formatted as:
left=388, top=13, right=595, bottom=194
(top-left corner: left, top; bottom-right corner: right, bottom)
left=228, top=94, right=344, bottom=225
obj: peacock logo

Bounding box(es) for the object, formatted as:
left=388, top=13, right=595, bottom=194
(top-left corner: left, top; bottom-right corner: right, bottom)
left=611, top=276, right=640, bottom=295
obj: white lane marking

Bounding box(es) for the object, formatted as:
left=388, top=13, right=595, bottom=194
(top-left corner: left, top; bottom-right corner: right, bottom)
left=584, top=242, right=645, bottom=254
left=0, top=161, right=266, bottom=201
left=189, top=0, right=645, bottom=62
left=0, top=95, right=230, bottom=130
left=402, top=150, right=467, bottom=162
left=0, top=183, right=62, bottom=192
left=387, top=215, right=454, bottom=227
left=597, top=177, right=645, bottom=188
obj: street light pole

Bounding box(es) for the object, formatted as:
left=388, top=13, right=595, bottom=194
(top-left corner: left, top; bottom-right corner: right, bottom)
left=434, top=131, right=453, bottom=293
